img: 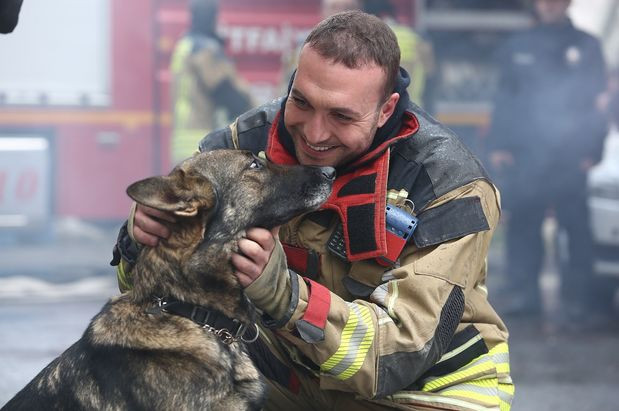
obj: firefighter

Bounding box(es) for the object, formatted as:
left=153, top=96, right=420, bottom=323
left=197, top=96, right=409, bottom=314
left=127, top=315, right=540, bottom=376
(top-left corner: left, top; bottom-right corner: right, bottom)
left=117, top=11, right=513, bottom=410
left=363, top=0, right=435, bottom=108
left=169, top=0, right=253, bottom=165
left=488, top=0, right=608, bottom=321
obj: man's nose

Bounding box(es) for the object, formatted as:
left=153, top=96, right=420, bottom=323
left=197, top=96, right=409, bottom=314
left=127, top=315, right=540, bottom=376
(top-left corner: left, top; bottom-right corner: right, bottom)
left=305, top=113, right=330, bottom=143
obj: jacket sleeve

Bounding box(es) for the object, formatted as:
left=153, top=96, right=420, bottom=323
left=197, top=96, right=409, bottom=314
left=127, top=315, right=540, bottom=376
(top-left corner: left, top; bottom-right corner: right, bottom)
left=245, top=179, right=501, bottom=399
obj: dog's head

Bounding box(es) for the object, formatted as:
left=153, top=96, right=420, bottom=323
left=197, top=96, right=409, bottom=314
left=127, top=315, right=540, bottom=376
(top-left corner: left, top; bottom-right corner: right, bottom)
left=126, top=149, right=335, bottom=244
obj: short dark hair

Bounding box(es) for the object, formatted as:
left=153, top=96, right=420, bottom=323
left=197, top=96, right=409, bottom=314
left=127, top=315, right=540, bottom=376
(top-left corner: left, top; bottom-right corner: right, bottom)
left=303, top=10, right=400, bottom=100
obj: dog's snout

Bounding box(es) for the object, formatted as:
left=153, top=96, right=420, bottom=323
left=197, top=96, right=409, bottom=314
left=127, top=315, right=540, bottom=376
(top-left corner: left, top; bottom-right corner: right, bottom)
left=320, top=167, right=336, bottom=181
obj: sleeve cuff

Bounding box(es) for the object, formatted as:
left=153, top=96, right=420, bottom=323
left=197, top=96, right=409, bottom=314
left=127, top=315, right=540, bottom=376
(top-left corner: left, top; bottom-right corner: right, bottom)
left=244, top=238, right=295, bottom=324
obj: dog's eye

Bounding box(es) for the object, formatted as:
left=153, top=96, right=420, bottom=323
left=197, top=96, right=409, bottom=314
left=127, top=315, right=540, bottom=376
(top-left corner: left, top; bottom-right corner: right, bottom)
left=249, top=158, right=263, bottom=170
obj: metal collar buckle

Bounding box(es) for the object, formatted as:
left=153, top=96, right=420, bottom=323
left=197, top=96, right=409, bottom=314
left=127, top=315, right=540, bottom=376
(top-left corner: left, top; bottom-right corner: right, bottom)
left=190, top=306, right=211, bottom=325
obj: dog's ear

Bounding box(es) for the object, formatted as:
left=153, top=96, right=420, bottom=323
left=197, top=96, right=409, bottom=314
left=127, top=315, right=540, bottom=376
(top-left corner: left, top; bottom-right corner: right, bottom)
left=126, top=170, right=216, bottom=216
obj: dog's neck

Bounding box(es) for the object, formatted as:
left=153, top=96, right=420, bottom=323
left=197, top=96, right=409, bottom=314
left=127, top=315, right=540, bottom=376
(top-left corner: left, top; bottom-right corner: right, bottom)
left=129, top=216, right=253, bottom=324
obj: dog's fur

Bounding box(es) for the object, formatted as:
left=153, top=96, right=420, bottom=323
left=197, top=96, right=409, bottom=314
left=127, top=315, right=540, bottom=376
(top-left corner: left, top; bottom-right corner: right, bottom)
left=3, top=150, right=334, bottom=410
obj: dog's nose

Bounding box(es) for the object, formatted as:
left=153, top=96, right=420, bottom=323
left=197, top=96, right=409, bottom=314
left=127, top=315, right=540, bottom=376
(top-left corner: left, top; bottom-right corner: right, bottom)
left=320, top=167, right=336, bottom=181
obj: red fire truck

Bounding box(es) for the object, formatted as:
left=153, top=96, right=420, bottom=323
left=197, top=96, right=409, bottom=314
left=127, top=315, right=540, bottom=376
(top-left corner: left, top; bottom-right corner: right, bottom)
left=0, top=0, right=416, bottom=234
left=0, top=0, right=526, bottom=234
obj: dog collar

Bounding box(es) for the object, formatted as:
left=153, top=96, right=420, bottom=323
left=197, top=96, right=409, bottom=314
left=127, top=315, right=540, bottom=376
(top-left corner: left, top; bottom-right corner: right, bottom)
left=150, top=297, right=259, bottom=345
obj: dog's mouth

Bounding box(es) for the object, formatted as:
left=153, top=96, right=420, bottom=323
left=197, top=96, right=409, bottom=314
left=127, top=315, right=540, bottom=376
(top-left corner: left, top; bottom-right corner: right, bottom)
left=257, top=179, right=333, bottom=228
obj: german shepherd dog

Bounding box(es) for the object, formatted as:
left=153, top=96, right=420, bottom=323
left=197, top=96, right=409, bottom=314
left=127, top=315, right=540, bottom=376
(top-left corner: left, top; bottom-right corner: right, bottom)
left=3, top=149, right=335, bottom=410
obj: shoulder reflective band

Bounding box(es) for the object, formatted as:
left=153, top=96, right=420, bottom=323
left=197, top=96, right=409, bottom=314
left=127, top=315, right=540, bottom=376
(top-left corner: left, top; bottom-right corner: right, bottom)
left=295, top=278, right=331, bottom=343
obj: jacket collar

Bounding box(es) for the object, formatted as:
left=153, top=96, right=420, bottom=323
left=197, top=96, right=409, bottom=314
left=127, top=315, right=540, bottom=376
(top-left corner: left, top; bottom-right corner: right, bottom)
left=267, top=68, right=419, bottom=261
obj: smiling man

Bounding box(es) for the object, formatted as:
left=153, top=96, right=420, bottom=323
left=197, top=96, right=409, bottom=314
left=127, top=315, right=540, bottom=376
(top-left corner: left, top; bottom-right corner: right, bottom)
left=285, top=46, right=399, bottom=167
left=114, top=11, right=513, bottom=410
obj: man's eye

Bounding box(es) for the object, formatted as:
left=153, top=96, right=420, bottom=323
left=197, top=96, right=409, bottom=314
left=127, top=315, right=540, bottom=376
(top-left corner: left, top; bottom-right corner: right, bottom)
left=333, top=112, right=353, bottom=122
left=291, top=96, right=308, bottom=108
left=249, top=159, right=263, bottom=169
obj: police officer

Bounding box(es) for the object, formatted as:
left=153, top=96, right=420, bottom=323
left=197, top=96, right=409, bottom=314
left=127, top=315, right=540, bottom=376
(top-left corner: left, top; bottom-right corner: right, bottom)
left=0, top=0, right=24, bottom=33
left=170, top=0, right=253, bottom=165
left=489, top=0, right=608, bottom=320
left=118, top=11, right=513, bottom=410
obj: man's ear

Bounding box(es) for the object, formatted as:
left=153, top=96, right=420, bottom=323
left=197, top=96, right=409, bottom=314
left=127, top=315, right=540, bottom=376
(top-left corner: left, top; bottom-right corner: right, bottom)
left=126, top=169, right=216, bottom=217
left=377, top=92, right=400, bottom=128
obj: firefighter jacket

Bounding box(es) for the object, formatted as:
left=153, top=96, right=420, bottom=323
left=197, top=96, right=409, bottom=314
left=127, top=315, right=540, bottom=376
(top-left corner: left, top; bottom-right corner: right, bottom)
left=197, top=96, right=514, bottom=410
left=113, top=69, right=513, bottom=408
left=170, top=33, right=253, bottom=165
left=489, top=18, right=607, bottom=194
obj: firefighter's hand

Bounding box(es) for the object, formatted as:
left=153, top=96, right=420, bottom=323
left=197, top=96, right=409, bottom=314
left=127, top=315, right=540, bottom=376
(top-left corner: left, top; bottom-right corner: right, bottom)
left=232, top=227, right=280, bottom=288
left=132, top=204, right=176, bottom=247
left=490, top=150, right=515, bottom=171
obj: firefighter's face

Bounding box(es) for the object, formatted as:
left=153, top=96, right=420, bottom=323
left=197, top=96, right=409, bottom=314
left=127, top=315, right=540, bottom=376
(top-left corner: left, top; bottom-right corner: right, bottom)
left=535, top=0, right=570, bottom=24
left=284, top=45, right=399, bottom=167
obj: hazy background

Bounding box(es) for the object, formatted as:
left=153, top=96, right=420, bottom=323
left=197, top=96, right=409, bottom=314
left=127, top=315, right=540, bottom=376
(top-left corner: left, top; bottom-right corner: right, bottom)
left=1, top=1, right=618, bottom=409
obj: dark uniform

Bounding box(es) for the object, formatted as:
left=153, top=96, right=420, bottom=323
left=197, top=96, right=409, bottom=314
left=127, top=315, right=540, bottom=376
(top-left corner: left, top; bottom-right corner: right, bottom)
left=489, top=18, right=607, bottom=315
left=0, top=0, right=24, bottom=33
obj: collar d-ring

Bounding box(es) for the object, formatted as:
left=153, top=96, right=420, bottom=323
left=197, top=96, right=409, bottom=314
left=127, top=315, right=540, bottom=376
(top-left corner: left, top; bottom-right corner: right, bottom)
left=240, top=323, right=260, bottom=343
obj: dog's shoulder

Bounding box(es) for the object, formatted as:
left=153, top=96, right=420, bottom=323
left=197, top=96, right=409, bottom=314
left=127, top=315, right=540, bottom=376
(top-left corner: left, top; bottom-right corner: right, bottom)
left=85, top=295, right=219, bottom=355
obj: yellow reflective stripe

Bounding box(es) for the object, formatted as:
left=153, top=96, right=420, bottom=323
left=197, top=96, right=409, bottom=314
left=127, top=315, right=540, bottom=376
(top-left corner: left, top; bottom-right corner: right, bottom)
left=498, top=382, right=515, bottom=411
left=439, top=378, right=500, bottom=407
left=436, top=376, right=513, bottom=410
left=389, top=391, right=498, bottom=411
left=391, top=341, right=513, bottom=411
left=387, top=281, right=399, bottom=322
left=422, top=356, right=495, bottom=391
left=420, top=341, right=513, bottom=410
left=498, top=382, right=515, bottom=396
left=424, top=342, right=512, bottom=391
left=440, top=389, right=499, bottom=407
left=390, top=25, right=419, bottom=63
left=490, top=343, right=511, bottom=375
left=496, top=362, right=510, bottom=375
left=320, top=303, right=374, bottom=380
left=489, top=342, right=509, bottom=356
left=170, top=37, right=192, bottom=73
left=436, top=333, right=483, bottom=364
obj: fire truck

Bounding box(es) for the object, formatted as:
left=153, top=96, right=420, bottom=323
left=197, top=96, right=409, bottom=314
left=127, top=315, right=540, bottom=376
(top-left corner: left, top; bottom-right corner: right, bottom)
left=0, top=0, right=527, bottom=235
